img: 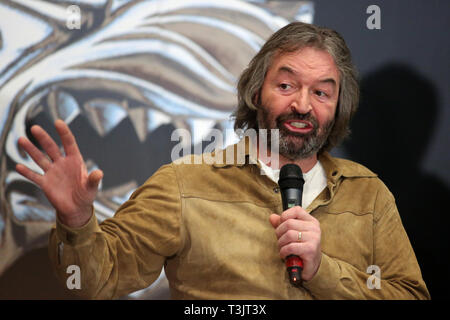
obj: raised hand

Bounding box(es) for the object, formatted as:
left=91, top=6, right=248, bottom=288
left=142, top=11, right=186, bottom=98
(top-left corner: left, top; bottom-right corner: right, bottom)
left=15, top=119, right=103, bottom=227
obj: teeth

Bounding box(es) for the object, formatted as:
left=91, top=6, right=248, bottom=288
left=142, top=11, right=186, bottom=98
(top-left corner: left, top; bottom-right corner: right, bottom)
left=290, top=122, right=307, bottom=128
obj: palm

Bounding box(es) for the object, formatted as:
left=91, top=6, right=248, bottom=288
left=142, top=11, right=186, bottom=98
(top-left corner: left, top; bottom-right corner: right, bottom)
left=42, top=153, right=93, bottom=216
left=16, top=120, right=102, bottom=226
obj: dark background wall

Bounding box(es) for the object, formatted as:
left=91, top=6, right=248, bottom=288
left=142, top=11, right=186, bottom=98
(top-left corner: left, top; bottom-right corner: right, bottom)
left=0, top=0, right=448, bottom=299
left=315, top=0, right=450, bottom=299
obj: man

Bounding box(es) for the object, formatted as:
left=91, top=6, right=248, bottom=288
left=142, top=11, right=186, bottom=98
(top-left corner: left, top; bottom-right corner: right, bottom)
left=16, top=22, right=429, bottom=299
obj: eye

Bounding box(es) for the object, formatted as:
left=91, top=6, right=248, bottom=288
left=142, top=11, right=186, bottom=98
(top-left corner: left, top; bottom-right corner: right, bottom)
left=315, top=90, right=328, bottom=98
left=279, top=83, right=292, bottom=91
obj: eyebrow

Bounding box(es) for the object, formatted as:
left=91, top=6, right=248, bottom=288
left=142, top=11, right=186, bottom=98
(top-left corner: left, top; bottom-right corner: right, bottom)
left=277, top=66, right=337, bottom=87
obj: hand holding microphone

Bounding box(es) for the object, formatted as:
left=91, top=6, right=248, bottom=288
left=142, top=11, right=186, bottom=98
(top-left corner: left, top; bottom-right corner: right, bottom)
left=269, top=164, right=322, bottom=284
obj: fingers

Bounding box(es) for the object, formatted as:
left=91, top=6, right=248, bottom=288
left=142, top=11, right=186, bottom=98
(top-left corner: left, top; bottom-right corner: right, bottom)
left=270, top=208, right=322, bottom=277
left=280, top=206, right=314, bottom=223
left=17, top=123, right=64, bottom=173
left=269, top=206, right=311, bottom=229
left=17, top=136, right=52, bottom=172
left=87, top=169, right=103, bottom=190
left=30, top=125, right=62, bottom=162
left=275, top=218, right=310, bottom=239
left=270, top=206, right=321, bottom=254
left=277, top=231, right=321, bottom=260
left=274, top=206, right=317, bottom=237
left=279, top=242, right=307, bottom=260
left=15, top=163, right=43, bottom=186
left=55, top=119, right=81, bottom=157
left=16, top=120, right=82, bottom=183
left=277, top=229, right=309, bottom=249
left=269, top=214, right=281, bottom=228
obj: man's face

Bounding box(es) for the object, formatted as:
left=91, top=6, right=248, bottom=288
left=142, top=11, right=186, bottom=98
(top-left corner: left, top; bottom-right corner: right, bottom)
left=257, top=46, right=340, bottom=160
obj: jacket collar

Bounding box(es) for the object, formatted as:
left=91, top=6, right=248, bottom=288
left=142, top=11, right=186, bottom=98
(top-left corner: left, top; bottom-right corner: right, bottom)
left=318, top=151, right=377, bottom=184
left=213, top=139, right=377, bottom=181
left=212, top=137, right=254, bottom=168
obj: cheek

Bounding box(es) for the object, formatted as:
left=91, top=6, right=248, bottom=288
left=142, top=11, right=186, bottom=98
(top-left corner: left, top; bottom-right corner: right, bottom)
left=261, top=95, right=292, bottom=118
left=260, top=84, right=291, bottom=110
left=257, top=106, right=276, bottom=128
left=312, top=103, right=337, bottom=127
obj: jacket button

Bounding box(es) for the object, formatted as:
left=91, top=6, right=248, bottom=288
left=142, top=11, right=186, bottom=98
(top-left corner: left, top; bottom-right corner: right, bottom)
left=273, top=187, right=280, bottom=193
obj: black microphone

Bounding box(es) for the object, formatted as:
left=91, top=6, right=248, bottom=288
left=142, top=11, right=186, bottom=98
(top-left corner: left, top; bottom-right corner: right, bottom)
left=278, top=164, right=305, bottom=285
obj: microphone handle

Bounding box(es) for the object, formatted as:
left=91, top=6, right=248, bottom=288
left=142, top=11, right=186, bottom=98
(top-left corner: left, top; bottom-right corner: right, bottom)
left=286, top=255, right=303, bottom=284
left=282, top=187, right=303, bottom=285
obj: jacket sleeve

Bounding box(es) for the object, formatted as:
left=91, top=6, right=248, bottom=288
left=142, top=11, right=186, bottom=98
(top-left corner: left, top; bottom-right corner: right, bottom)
left=48, top=164, right=182, bottom=299
left=303, top=186, right=430, bottom=300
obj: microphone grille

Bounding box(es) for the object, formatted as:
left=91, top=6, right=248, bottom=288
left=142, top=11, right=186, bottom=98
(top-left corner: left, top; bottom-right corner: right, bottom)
left=279, top=164, right=304, bottom=189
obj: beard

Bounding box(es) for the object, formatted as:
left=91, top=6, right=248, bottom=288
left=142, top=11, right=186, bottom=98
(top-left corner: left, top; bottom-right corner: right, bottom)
left=257, top=105, right=335, bottom=161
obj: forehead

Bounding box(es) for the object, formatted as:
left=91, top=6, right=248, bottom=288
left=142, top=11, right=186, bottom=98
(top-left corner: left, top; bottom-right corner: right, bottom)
left=268, top=47, right=340, bottom=82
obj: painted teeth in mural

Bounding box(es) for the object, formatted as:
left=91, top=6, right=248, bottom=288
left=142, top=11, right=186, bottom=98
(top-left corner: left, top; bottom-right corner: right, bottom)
left=0, top=0, right=313, bottom=297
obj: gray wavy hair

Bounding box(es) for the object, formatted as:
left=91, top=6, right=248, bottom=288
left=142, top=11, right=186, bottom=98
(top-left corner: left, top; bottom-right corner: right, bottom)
left=232, top=22, right=359, bottom=152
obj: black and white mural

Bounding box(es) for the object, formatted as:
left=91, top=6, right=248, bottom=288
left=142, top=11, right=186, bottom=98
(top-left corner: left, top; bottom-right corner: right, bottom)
left=0, top=0, right=314, bottom=298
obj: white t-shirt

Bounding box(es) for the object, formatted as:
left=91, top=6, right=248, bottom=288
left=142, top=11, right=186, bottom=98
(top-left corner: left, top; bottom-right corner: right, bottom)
left=257, top=159, right=327, bottom=210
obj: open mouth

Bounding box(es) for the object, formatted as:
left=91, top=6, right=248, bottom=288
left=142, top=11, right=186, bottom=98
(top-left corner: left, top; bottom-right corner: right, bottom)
left=283, top=120, right=314, bottom=134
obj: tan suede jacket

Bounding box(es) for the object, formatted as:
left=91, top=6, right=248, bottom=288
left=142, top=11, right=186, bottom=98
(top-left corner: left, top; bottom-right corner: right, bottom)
left=49, top=141, right=430, bottom=299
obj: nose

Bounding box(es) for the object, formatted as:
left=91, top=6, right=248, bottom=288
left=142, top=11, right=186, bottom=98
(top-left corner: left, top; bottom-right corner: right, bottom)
left=290, top=89, right=312, bottom=114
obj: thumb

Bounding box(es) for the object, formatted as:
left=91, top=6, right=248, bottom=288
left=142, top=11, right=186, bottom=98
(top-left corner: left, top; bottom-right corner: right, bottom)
left=87, top=169, right=103, bottom=190
left=269, top=214, right=281, bottom=229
